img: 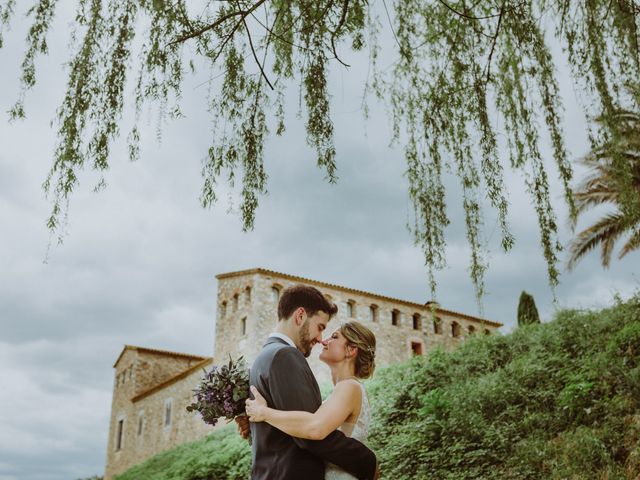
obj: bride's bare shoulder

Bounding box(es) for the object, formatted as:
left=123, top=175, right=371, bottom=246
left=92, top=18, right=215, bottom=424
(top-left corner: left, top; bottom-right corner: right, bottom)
left=333, top=379, right=362, bottom=400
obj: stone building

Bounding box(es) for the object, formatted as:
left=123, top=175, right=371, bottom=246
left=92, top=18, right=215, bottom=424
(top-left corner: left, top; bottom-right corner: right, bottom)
left=105, top=268, right=502, bottom=478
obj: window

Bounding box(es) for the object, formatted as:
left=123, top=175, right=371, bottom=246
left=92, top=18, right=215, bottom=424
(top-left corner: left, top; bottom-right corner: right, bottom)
left=347, top=300, right=355, bottom=318
left=468, top=325, right=476, bottom=336
left=413, top=313, right=421, bottom=330
left=271, top=286, right=280, bottom=302
left=245, top=286, right=251, bottom=304
left=451, top=322, right=461, bottom=338
left=233, top=294, right=239, bottom=312
left=369, top=305, right=378, bottom=323
left=484, top=328, right=491, bottom=336
left=411, top=342, right=423, bottom=356
left=391, top=310, right=400, bottom=326
left=241, top=317, right=247, bottom=336
left=433, top=316, right=443, bottom=334
left=220, top=301, right=227, bottom=318
left=164, top=399, right=172, bottom=427
left=116, top=419, right=124, bottom=450
left=137, top=415, right=144, bottom=436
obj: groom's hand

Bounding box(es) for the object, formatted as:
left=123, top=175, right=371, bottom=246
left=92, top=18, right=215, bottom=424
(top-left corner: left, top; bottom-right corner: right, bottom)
left=235, top=415, right=250, bottom=440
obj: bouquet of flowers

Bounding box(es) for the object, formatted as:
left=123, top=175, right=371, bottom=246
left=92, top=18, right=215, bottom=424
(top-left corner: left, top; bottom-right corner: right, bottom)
left=186, top=355, right=250, bottom=427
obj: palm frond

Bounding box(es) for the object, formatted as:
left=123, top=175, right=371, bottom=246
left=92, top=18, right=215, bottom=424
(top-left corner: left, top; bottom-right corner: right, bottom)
left=619, top=228, right=640, bottom=259
left=567, top=212, right=629, bottom=270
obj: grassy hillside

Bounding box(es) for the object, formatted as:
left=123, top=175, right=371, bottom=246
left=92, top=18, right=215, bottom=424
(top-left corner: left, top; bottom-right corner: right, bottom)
left=116, top=294, right=640, bottom=479
left=114, top=426, right=251, bottom=480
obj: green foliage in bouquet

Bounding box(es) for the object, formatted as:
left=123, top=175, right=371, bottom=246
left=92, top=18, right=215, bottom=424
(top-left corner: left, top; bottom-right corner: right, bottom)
left=186, top=356, right=250, bottom=427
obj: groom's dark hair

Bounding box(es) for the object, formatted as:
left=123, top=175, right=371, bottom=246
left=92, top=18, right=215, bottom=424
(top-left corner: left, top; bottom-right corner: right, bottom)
left=278, top=284, right=338, bottom=321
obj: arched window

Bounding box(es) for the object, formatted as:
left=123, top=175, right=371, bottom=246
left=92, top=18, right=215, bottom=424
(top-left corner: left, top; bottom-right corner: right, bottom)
left=484, top=328, right=491, bottom=336
left=347, top=300, right=356, bottom=318
left=433, top=316, right=443, bottom=334
left=369, top=304, right=378, bottom=322
left=233, top=293, right=239, bottom=312
left=271, top=285, right=281, bottom=302
left=468, top=325, right=476, bottom=335
left=220, top=301, right=227, bottom=318
left=241, top=317, right=247, bottom=335
left=391, top=309, right=400, bottom=326
left=245, top=286, right=251, bottom=304
left=413, top=313, right=421, bottom=330
left=451, top=321, right=461, bottom=338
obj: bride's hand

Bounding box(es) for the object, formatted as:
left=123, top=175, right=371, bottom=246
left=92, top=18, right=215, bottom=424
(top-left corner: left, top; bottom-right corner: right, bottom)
left=245, top=385, right=268, bottom=422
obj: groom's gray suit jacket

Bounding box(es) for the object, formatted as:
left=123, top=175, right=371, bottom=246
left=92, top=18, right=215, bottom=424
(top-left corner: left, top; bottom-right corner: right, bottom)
left=249, top=337, right=377, bottom=480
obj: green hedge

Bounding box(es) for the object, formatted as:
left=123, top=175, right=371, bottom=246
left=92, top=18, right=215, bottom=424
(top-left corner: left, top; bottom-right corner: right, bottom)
left=114, top=425, right=251, bottom=480
left=117, top=294, right=640, bottom=479
left=368, top=294, right=640, bottom=479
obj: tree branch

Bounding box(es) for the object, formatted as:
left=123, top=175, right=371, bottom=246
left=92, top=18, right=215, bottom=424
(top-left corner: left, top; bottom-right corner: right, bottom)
left=167, top=0, right=267, bottom=46
left=330, top=0, right=351, bottom=67
left=241, top=14, right=274, bottom=89
left=484, top=1, right=505, bottom=83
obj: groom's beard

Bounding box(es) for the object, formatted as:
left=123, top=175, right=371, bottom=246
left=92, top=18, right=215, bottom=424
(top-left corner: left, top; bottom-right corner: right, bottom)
left=299, top=320, right=314, bottom=358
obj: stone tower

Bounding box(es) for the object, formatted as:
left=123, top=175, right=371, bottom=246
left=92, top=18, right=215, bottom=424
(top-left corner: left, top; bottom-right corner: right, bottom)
left=213, top=268, right=501, bottom=385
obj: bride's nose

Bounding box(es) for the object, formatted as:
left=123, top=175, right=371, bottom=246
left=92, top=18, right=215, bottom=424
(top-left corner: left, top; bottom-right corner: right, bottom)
left=320, top=338, right=329, bottom=346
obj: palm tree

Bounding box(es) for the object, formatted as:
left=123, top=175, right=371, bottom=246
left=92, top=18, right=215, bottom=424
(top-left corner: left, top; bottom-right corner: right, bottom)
left=567, top=110, right=640, bottom=270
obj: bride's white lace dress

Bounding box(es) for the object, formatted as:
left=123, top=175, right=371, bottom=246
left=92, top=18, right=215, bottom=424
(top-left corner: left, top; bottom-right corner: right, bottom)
left=325, top=381, right=371, bottom=480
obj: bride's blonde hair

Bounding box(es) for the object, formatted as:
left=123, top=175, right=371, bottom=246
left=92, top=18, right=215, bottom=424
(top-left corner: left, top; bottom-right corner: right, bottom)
left=340, top=321, right=376, bottom=379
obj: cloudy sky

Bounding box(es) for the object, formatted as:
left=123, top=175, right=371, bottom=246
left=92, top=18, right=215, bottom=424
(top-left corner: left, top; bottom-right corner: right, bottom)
left=1, top=4, right=638, bottom=480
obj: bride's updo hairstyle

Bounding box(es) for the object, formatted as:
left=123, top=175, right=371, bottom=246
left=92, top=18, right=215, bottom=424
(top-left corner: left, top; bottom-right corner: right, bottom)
left=340, top=321, right=376, bottom=379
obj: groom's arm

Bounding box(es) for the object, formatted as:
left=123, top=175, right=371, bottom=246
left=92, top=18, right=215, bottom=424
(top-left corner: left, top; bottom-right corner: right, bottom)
left=269, top=348, right=377, bottom=480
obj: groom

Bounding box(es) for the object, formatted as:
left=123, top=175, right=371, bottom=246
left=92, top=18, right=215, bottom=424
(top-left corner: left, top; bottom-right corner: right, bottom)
left=236, top=284, right=378, bottom=480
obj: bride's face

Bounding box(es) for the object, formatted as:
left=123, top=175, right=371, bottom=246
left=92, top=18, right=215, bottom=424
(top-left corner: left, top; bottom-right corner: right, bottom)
left=318, top=329, right=349, bottom=364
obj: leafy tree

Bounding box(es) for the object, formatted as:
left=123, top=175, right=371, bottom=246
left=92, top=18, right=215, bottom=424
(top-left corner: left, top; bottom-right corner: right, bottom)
left=517, top=290, right=540, bottom=326
left=2, top=0, right=640, bottom=300
left=567, top=110, right=640, bottom=270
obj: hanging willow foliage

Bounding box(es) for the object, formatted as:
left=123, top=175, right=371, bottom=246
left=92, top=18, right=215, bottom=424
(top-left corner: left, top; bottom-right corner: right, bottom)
left=2, top=0, right=639, bottom=301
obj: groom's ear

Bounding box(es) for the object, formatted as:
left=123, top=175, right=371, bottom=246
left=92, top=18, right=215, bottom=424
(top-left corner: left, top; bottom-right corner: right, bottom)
left=293, top=307, right=306, bottom=326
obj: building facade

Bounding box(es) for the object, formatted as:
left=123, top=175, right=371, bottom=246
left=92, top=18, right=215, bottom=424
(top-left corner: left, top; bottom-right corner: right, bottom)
left=105, top=268, right=502, bottom=478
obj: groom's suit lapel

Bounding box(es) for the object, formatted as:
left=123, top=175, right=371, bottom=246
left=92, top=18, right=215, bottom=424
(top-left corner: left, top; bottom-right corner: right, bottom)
left=263, top=336, right=322, bottom=406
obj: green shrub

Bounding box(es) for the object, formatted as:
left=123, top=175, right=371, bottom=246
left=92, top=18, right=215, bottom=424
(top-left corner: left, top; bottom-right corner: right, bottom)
left=368, top=293, right=640, bottom=479
left=114, top=425, right=251, bottom=480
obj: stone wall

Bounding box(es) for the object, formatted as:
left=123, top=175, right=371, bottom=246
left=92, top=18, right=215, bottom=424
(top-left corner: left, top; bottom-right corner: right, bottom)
left=104, top=349, right=214, bottom=479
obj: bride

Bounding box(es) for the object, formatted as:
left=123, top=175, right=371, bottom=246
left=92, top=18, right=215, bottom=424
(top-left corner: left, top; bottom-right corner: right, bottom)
left=245, top=320, right=377, bottom=480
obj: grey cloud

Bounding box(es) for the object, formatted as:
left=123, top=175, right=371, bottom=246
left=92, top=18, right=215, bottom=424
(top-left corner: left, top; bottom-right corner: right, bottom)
left=1, top=5, right=639, bottom=480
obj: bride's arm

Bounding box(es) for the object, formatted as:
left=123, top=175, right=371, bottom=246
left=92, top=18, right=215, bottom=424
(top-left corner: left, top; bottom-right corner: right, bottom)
left=246, top=382, right=360, bottom=441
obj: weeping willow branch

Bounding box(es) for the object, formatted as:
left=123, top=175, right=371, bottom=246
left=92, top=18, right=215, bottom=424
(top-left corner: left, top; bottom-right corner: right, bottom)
left=3, top=0, right=640, bottom=301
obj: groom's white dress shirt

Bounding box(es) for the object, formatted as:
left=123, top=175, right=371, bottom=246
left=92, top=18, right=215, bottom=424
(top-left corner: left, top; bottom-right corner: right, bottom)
left=268, top=332, right=296, bottom=348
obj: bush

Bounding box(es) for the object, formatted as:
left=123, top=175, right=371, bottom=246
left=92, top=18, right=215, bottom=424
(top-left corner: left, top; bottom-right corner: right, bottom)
left=367, top=294, right=640, bottom=479
left=114, top=425, right=251, bottom=480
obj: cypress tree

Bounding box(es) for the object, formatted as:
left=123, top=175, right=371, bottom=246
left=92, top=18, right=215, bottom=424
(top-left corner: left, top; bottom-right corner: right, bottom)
left=518, top=291, right=540, bottom=326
